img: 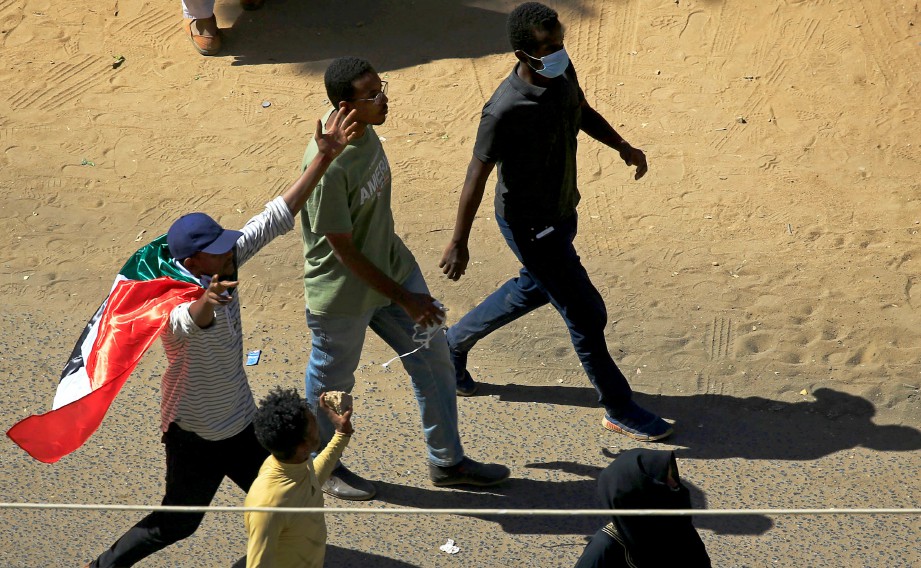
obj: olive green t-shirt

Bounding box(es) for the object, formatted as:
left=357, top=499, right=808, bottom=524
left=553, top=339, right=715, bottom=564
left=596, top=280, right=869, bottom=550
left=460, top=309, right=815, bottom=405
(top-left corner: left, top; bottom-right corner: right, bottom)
left=300, top=117, right=415, bottom=316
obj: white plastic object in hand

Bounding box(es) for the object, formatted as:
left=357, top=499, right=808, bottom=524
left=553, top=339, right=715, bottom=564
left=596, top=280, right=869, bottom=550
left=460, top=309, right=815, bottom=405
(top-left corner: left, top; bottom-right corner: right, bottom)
left=382, top=302, right=448, bottom=369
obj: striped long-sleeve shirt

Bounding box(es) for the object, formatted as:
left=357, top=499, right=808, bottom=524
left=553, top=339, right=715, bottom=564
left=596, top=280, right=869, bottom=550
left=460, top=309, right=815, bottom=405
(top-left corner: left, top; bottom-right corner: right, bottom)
left=160, top=197, right=293, bottom=440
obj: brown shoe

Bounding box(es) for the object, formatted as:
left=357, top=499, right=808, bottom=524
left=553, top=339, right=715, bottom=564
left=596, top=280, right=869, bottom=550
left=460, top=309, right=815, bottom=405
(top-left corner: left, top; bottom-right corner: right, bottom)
left=183, top=15, right=221, bottom=56
left=240, top=0, right=265, bottom=10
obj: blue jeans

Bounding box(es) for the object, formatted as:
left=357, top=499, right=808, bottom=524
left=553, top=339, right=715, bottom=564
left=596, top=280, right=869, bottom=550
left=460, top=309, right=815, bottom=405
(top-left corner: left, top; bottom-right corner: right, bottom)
left=447, top=213, right=634, bottom=416
left=305, top=265, right=464, bottom=467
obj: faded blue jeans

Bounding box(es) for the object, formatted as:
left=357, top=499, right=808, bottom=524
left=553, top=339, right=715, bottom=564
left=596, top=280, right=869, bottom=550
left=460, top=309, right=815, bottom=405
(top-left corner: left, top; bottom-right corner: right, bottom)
left=305, top=265, right=464, bottom=467
left=447, top=213, right=634, bottom=417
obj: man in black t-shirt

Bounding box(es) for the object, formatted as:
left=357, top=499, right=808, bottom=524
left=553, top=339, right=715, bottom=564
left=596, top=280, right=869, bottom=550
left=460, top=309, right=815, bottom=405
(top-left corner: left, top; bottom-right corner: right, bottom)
left=439, top=2, right=672, bottom=442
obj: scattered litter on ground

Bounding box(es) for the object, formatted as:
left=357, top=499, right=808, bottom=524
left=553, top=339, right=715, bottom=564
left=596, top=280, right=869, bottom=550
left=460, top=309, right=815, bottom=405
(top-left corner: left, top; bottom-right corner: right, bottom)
left=439, top=539, right=460, bottom=554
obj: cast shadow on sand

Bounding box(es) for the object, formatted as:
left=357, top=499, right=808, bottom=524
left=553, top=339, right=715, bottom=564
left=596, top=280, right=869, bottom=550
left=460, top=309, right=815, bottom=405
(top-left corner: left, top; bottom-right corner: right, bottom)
left=373, top=460, right=770, bottom=537
left=324, top=545, right=422, bottom=567
left=217, top=0, right=590, bottom=70
left=234, top=546, right=420, bottom=568
left=476, top=384, right=921, bottom=461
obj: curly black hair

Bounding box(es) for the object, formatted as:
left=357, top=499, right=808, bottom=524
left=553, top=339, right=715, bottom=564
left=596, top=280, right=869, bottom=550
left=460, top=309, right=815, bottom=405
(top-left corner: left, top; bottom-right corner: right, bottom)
left=507, top=2, right=559, bottom=53
left=324, top=56, right=376, bottom=107
left=253, top=386, right=312, bottom=460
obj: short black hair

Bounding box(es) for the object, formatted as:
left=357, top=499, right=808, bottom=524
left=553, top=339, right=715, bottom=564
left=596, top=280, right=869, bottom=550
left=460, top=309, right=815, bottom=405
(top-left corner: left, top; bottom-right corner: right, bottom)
left=507, top=2, right=559, bottom=53
left=324, top=56, right=375, bottom=107
left=253, top=386, right=312, bottom=460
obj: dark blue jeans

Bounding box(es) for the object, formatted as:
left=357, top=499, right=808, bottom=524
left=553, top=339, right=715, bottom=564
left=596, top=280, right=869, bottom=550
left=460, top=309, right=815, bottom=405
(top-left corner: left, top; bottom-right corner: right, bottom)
left=446, top=213, right=633, bottom=416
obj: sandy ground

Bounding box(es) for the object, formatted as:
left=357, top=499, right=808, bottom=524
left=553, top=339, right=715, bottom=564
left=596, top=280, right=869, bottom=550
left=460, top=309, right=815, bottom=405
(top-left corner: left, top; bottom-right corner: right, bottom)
left=2, top=0, right=921, bottom=566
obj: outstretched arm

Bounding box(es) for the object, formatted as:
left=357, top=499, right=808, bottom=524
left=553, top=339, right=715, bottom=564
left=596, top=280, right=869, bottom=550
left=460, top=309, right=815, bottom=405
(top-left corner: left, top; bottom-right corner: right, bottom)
left=188, top=275, right=239, bottom=328
left=580, top=100, right=648, bottom=180
left=439, top=156, right=496, bottom=281
left=281, top=108, right=359, bottom=215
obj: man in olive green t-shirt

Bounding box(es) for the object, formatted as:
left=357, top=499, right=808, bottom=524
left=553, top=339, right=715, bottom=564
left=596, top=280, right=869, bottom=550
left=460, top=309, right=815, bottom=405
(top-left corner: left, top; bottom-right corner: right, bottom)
left=298, top=57, right=510, bottom=501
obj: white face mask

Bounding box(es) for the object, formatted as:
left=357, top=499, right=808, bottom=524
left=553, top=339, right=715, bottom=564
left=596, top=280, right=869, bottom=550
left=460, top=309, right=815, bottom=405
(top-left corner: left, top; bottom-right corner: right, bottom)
left=523, top=47, right=570, bottom=78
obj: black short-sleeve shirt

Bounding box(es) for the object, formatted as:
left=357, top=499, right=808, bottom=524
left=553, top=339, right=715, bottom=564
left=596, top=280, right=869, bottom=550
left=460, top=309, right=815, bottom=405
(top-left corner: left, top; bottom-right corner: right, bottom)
left=473, top=62, right=584, bottom=225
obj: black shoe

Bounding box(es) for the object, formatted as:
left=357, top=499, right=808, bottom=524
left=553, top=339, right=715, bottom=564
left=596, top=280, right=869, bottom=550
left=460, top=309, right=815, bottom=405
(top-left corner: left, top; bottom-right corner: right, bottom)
left=450, top=347, right=478, bottom=396
left=322, top=464, right=376, bottom=501
left=456, top=370, right=478, bottom=396
left=430, top=457, right=510, bottom=487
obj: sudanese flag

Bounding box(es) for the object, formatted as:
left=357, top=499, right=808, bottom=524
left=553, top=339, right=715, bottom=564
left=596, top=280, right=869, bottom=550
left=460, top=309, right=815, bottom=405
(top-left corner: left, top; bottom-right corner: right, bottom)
left=7, top=235, right=202, bottom=463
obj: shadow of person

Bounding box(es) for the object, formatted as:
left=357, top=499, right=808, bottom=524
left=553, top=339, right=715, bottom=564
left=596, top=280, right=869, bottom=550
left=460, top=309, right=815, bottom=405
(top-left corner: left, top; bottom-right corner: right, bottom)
left=324, top=545, right=422, bottom=567
left=530, top=456, right=773, bottom=536
left=480, top=383, right=921, bottom=461
left=370, top=459, right=770, bottom=536
left=218, top=0, right=589, bottom=70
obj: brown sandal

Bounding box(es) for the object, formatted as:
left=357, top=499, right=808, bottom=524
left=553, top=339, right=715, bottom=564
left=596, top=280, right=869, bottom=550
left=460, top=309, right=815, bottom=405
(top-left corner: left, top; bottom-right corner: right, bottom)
left=183, top=15, right=221, bottom=56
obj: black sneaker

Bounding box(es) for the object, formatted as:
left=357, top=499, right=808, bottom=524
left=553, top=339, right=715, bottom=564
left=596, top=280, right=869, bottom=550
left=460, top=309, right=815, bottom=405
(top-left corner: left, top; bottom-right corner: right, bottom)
left=322, top=464, right=376, bottom=501
left=450, top=347, right=478, bottom=396
left=603, top=402, right=673, bottom=442
left=430, top=457, right=510, bottom=487
left=456, top=370, right=478, bottom=396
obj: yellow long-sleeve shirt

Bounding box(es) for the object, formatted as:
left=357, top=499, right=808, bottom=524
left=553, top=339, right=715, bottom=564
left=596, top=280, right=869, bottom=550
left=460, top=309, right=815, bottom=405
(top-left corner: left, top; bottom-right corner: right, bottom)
left=244, top=432, right=350, bottom=568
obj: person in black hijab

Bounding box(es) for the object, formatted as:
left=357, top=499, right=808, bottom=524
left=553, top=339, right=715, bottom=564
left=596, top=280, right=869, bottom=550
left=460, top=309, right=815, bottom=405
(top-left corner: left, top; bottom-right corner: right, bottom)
left=574, top=449, right=711, bottom=567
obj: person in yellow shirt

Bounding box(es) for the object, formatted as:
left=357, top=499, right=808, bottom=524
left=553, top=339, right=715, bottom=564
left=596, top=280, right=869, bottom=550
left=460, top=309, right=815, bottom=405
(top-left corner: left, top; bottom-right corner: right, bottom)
left=243, top=387, right=353, bottom=568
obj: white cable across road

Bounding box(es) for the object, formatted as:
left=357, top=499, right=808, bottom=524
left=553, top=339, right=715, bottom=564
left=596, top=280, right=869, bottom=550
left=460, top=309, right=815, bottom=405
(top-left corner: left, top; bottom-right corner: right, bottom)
left=1, top=503, right=919, bottom=516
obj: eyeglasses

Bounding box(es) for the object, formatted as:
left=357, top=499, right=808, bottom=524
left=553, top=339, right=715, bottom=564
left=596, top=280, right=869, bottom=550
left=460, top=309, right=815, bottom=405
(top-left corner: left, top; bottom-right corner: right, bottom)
left=351, top=80, right=388, bottom=105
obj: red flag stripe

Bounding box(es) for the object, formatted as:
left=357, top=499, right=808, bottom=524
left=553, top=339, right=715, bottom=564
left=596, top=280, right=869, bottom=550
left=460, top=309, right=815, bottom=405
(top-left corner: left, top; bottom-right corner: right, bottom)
left=7, top=278, right=201, bottom=463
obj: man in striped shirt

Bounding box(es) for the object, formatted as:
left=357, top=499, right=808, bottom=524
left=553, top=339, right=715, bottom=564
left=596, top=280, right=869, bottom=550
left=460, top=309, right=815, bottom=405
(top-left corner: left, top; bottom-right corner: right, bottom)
left=85, top=110, right=358, bottom=568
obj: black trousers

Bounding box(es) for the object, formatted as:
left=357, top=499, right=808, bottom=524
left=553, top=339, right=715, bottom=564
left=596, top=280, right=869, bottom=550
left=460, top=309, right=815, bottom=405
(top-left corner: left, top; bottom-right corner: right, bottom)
left=90, top=423, right=268, bottom=568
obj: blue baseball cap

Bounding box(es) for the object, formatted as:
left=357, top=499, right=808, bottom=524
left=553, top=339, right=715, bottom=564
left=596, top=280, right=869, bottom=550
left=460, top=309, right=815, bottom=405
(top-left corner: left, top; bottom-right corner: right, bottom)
left=166, top=213, right=243, bottom=260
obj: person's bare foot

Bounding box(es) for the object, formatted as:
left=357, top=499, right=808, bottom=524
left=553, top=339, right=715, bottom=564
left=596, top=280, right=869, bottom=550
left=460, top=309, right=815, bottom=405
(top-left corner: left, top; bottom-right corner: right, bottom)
left=183, top=15, right=221, bottom=56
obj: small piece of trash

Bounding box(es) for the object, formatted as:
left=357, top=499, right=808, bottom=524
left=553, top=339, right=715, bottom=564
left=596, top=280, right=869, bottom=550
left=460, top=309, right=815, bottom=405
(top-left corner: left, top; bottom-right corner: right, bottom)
left=787, top=223, right=793, bottom=235
left=714, top=127, right=727, bottom=131
left=799, top=389, right=809, bottom=396
left=261, top=101, right=271, bottom=108
left=134, top=230, right=146, bottom=242
left=736, top=116, right=747, bottom=124
left=112, top=55, right=125, bottom=69
left=81, top=158, right=95, bottom=166
left=246, top=350, right=262, bottom=366
left=23, top=275, right=30, bottom=280
left=439, top=539, right=460, bottom=554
